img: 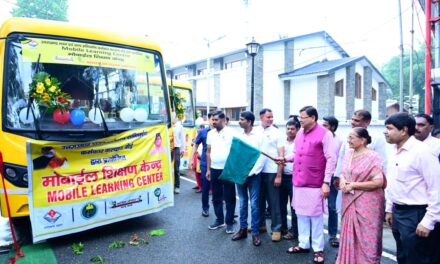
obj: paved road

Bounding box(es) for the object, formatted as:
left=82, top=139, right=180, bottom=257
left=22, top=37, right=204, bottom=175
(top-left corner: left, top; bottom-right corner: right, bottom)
left=36, top=174, right=395, bottom=264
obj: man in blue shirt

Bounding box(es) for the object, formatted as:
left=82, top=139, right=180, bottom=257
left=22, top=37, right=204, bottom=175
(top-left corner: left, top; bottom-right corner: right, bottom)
left=190, top=113, right=212, bottom=217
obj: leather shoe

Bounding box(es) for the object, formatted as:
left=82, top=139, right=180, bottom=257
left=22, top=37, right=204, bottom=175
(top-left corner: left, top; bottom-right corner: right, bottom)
left=272, top=231, right=281, bottom=242
left=247, top=225, right=267, bottom=233
left=232, top=228, right=247, bottom=241
left=252, top=235, right=261, bottom=246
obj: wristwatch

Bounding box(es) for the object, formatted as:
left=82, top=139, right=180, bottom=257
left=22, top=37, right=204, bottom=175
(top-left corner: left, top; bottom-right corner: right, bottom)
left=323, top=182, right=330, bottom=185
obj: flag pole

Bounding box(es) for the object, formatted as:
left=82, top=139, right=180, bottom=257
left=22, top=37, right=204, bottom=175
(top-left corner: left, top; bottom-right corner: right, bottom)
left=260, top=151, right=276, bottom=161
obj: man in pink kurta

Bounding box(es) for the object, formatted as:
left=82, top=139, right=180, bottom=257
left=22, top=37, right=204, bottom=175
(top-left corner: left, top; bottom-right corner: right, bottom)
left=285, top=106, right=336, bottom=261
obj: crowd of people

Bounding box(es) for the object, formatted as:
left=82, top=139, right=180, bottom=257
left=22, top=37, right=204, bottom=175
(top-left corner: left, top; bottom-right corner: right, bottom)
left=187, top=106, right=440, bottom=264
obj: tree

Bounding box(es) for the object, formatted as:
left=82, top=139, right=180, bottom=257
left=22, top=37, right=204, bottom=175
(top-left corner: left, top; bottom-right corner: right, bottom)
left=11, top=0, right=68, bottom=22
left=381, top=45, right=425, bottom=113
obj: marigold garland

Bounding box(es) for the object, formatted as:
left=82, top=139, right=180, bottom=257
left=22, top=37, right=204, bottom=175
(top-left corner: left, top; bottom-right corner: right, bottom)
left=172, top=88, right=186, bottom=119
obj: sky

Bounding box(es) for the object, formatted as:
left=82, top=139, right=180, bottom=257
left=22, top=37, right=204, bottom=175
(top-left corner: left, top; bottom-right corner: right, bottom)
left=0, top=0, right=426, bottom=68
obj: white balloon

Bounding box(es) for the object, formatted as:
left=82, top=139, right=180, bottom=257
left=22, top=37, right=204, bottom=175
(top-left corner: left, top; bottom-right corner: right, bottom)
left=120, top=108, right=134, bottom=122
left=19, top=107, right=39, bottom=124
left=133, top=108, right=147, bottom=122
left=88, top=108, right=103, bottom=124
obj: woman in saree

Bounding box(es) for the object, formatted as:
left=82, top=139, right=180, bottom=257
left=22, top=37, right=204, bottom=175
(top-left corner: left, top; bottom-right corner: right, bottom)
left=336, top=127, right=385, bottom=264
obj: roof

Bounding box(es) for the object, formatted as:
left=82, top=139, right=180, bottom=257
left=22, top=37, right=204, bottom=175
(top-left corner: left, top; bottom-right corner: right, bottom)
left=0, top=17, right=162, bottom=52
left=169, top=31, right=349, bottom=70
left=279, top=56, right=390, bottom=87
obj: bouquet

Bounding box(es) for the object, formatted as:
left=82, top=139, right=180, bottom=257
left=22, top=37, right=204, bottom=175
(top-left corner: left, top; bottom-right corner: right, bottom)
left=29, top=72, right=71, bottom=112
left=172, top=88, right=186, bottom=119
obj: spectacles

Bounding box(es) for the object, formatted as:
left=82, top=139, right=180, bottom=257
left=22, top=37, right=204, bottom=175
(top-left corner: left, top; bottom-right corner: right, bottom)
left=299, top=116, right=310, bottom=120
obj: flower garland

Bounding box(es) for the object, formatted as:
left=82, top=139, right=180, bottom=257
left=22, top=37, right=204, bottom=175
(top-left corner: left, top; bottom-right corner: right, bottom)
left=29, top=72, right=71, bottom=112
left=172, top=88, right=186, bottom=119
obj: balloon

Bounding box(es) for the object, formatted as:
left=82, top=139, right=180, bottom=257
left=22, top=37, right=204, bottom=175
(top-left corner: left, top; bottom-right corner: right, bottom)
left=19, top=107, right=39, bottom=124
left=120, top=108, right=134, bottom=122
left=134, top=108, right=147, bottom=122
left=88, top=108, right=103, bottom=124
left=70, top=109, right=85, bottom=126
left=53, top=109, right=70, bottom=124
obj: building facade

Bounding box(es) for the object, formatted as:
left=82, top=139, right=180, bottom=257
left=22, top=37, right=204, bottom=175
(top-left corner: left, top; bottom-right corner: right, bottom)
left=168, top=31, right=389, bottom=122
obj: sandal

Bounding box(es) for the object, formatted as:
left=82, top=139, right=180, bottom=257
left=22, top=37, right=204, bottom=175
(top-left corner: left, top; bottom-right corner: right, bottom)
left=313, top=251, right=325, bottom=264
left=283, top=232, right=297, bottom=240
left=329, top=238, right=339, bottom=248
left=286, top=245, right=310, bottom=254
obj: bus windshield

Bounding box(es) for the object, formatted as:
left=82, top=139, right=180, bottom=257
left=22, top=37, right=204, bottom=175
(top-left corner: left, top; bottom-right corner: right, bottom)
left=174, top=87, right=194, bottom=127
left=4, top=34, right=169, bottom=139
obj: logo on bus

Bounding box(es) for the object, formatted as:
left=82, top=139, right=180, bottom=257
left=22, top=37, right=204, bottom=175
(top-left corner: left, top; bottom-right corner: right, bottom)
left=81, top=202, right=97, bottom=219
left=43, top=209, right=61, bottom=223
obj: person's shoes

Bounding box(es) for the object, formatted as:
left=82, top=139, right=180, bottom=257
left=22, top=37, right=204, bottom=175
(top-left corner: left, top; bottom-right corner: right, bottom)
left=283, top=232, right=297, bottom=240
left=272, top=231, right=281, bottom=242
left=208, top=221, right=225, bottom=230
left=329, top=237, right=340, bottom=248
left=174, top=188, right=180, bottom=194
left=226, top=225, right=235, bottom=234
left=195, top=189, right=202, bottom=193
left=231, top=228, right=248, bottom=241
left=248, top=225, right=267, bottom=233
left=252, top=235, right=262, bottom=246
left=202, top=210, right=209, bottom=217
left=192, top=186, right=199, bottom=189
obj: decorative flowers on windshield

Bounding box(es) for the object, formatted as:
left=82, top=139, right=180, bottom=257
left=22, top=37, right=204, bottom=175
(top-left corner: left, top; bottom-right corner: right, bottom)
left=30, top=72, right=72, bottom=112
left=172, top=88, right=186, bottom=119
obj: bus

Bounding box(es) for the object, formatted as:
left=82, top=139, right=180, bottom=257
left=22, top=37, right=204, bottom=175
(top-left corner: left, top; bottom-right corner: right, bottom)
left=168, top=80, right=196, bottom=170
left=0, top=18, right=173, bottom=220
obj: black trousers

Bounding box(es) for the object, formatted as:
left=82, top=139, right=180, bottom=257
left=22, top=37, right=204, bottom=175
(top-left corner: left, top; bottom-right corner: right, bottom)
left=392, top=204, right=439, bottom=264
left=173, top=147, right=181, bottom=188
left=258, top=173, right=281, bottom=232
left=279, top=173, right=298, bottom=236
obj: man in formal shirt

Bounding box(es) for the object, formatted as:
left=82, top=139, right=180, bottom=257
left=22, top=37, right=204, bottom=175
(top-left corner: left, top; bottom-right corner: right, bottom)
left=255, top=108, right=284, bottom=242
left=322, top=115, right=343, bottom=248
left=173, top=116, right=185, bottom=194
left=206, top=110, right=237, bottom=234
left=231, top=111, right=265, bottom=246
left=415, top=113, right=440, bottom=159
left=384, top=112, right=440, bottom=264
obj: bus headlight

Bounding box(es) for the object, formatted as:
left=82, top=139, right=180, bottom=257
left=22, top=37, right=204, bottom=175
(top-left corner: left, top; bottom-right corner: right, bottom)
left=3, top=163, right=28, bottom=188
left=5, top=167, right=17, bottom=178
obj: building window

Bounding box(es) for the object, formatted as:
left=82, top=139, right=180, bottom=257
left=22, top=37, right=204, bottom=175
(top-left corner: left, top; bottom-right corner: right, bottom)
left=335, top=79, right=344, bottom=97
left=224, top=107, right=246, bottom=121
left=224, top=60, right=244, bottom=70
left=355, top=73, right=362, bottom=99
left=372, top=87, right=377, bottom=101
left=197, top=69, right=206, bottom=76
left=175, top=73, right=188, bottom=80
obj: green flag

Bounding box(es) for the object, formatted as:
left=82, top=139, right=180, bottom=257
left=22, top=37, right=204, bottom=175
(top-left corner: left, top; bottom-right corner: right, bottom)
left=219, top=136, right=261, bottom=185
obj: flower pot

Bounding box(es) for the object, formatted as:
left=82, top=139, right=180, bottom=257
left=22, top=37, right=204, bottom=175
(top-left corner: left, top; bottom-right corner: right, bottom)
left=53, top=109, right=70, bottom=124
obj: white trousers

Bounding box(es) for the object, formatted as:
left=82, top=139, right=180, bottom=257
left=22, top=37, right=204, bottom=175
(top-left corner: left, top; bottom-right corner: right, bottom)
left=297, top=214, right=324, bottom=252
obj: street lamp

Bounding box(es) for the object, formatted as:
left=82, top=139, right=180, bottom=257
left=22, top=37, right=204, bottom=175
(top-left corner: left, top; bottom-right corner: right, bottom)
left=246, top=38, right=260, bottom=113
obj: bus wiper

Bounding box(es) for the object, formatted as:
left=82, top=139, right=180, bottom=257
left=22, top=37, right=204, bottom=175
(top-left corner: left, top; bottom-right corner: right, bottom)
left=146, top=72, right=151, bottom=117
left=93, top=68, right=109, bottom=136
left=27, top=54, right=42, bottom=139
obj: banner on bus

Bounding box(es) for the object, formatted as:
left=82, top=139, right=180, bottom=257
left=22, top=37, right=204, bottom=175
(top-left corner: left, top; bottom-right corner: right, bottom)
left=21, top=37, right=155, bottom=72
left=26, top=125, right=173, bottom=243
